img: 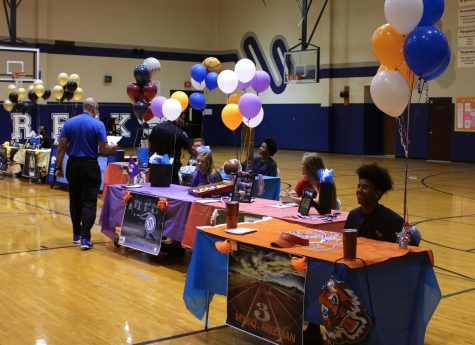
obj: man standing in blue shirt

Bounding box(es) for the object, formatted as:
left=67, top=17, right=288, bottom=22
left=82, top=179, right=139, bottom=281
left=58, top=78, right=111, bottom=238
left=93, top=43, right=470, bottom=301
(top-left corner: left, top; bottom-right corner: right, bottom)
left=55, top=98, right=117, bottom=250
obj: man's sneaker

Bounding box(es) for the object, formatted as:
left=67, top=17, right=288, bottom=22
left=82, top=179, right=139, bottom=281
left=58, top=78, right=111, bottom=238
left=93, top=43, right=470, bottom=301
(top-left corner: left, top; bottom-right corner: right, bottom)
left=73, top=234, right=81, bottom=244
left=80, top=239, right=94, bottom=250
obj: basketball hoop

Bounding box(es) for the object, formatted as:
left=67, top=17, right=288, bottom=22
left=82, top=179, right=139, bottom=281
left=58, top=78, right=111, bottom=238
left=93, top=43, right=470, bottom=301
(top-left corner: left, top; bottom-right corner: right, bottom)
left=12, top=71, right=26, bottom=87
left=285, top=73, right=298, bottom=84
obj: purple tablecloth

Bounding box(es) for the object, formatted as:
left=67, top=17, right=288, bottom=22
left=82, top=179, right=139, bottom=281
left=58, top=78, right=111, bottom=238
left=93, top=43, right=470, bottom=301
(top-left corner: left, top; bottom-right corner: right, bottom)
left=99, top=183, right=202, bottom=242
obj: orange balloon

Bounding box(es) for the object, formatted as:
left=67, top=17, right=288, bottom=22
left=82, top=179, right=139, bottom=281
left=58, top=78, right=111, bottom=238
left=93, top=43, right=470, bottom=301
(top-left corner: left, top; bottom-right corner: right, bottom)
left=221, top=104, right=242, bottom=131
left=378, top=63, right=415, bottom=91
left=171, top=91, right=189, bottom=111
left=377, top=64, right=389, bottom=74
left=227, top=93, right=241, bottom=105
left=371, top=24, right=405, bottom=70
left=397, top=62, right=416, bottom=91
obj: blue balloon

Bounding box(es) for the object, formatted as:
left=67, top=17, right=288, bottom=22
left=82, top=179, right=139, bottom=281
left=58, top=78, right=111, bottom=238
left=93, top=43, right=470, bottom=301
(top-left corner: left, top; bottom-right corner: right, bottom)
left=424, top=51, right=450, bottom=81
left=404, top=26, right=449, bottom=79
left=189, top=92, right=206, bottom=110
left=190, top=64, right=207, bottom=83
left=205, top=72, right=218, bottom=90
left=133, top=64, right=150, bottom=86
left=132, top=100, right=148, bottom=120
left=419, top=0, right=444, bottom=26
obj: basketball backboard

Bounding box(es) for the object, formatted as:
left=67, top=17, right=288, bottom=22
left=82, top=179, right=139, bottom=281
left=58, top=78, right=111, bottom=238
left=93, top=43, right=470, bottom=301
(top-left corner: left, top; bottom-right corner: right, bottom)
left=283, top=49, right=320, bottom=84
left=0, top=46, right=40, bottom=82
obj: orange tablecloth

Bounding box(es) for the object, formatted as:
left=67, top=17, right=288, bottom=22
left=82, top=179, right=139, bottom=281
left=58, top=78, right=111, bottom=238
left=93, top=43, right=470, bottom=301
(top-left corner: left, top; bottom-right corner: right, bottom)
left=102, top=162, right=150, bottom=201
left=184, top=218, right=440, bottom=344
left=181, top=198, right=348, bottom=249
left=202, top=218, right=433, bottom=268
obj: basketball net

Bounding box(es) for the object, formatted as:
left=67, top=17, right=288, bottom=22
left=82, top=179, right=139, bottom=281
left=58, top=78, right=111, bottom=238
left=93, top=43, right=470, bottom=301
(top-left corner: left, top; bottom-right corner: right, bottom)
left=285, top=73, right=299, bottom=85
left=12, top=71, right=26, bottom=87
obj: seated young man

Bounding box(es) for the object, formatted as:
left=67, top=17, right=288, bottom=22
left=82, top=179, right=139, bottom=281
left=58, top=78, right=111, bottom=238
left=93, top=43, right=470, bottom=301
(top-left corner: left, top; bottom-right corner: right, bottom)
left=252, top=137, right=278, bottom=176
left=345, top=163, right=419, bottom=245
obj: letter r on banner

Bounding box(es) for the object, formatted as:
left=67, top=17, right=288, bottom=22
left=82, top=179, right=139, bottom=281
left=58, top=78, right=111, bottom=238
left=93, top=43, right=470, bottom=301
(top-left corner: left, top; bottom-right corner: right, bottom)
left=10, top=113, right=32, bottom=139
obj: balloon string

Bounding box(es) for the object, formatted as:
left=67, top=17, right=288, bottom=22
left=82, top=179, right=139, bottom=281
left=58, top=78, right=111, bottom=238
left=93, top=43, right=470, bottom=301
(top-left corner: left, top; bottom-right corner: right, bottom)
left=403, top=100, right=410, bottom=225
left=400, top=79, right=426, bottom=226
left=233, top=130, right=239, bottom=161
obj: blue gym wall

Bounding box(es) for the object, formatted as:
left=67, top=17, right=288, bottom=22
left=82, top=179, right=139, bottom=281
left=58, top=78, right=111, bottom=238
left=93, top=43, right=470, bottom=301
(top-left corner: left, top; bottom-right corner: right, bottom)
left=202, top=104, right=330, bottom=151
left=3, top=99, right=473, bottom=163
left=1, top=0, right=473, bottom=162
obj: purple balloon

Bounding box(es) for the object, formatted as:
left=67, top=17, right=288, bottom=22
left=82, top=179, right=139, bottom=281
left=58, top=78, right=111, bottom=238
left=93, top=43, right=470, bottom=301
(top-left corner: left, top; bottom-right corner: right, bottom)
left=252, top=71, right=271, bottom=93
left=238, top=78, right=253, bottom=90
left=150, top=96, right=167, bottom=118
left=238, top=93, right=262, bottom=120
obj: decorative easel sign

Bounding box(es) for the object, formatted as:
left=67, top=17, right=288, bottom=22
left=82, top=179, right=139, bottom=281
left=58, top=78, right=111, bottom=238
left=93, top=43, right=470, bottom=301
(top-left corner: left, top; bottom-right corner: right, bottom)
left=227, top=244, right=305, bottom=345
left=119, top=191, right=167, bottom=255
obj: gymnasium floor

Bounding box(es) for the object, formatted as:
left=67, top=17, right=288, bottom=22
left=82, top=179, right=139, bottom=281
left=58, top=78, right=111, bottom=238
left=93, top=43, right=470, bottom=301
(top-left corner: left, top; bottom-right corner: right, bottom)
left=0, top=146, right=474, bottom=344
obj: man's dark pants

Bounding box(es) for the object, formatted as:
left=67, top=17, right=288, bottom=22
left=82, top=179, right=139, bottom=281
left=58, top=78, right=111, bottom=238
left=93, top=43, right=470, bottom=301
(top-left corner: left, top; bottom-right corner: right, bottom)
left=66, top=157, right=101, bottom=241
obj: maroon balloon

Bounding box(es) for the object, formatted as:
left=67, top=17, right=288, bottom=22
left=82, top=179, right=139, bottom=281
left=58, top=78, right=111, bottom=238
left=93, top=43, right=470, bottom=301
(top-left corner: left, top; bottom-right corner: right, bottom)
left=144, top=106, right=154, bottom=122
left=127, top=82, right=142, bottom=102
left=143, top=81, right=158, bottom=102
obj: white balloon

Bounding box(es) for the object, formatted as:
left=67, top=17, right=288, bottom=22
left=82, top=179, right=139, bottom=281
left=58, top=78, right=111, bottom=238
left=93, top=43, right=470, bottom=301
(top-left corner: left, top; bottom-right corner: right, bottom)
left=243, top=107, right=264, bottom=128
left=235, top=58, right=256, bottom=83
left=153, top=80, right=161, bottom=96
left=144, top=57, right=161, bottom=73
left=191, top=77, right=206, bottom=91
left=217, top=70, right=238, bottom=94
left=370, top=71, right=411, bottom=117
left=162, top=98, right=182, bottom=121
left=384, top=0, right=423, bottom=35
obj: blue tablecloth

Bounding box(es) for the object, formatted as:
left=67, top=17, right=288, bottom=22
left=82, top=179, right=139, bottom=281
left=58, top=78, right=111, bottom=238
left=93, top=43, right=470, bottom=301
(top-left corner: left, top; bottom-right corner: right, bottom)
left=253, top=175, right=280, bottom=200
left=183, top=229, right=441, bottom=345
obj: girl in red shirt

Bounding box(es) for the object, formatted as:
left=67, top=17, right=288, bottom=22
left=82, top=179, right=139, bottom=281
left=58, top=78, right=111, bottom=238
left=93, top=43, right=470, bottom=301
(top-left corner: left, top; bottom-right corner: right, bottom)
left=282, top=152, right=339, bottom=209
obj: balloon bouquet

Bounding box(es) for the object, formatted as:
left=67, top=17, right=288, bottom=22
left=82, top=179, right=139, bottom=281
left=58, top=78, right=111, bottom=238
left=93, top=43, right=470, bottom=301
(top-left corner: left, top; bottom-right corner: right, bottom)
left=188, top=57, right=271, bottom=132
left=127, top=58, right=160, bottom=123
left=51, top=73, right=84, bottom=103
left=370, top=0, right=449, bottom=248
left=3, top=78, right=51, bottom=114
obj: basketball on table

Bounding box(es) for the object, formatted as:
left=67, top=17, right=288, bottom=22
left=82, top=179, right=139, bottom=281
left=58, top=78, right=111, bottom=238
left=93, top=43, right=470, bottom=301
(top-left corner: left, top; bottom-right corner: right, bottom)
left=223, top=159, right=241, bottom=175
left=202, top=57, right=222, bottom=73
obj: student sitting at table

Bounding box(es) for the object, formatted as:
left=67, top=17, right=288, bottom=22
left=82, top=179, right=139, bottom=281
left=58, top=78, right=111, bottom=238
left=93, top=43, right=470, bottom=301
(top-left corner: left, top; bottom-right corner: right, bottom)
left=187, top=138, right=205, bottom=166
left=252, top=137, right=278, bottom=176
left=39, top=126, right=52, bottom=149
left=282, top=152, right=339, bottom=210
left=344, top=163, right=420, bottom=245
left=190, top=150, right=223, bottom=187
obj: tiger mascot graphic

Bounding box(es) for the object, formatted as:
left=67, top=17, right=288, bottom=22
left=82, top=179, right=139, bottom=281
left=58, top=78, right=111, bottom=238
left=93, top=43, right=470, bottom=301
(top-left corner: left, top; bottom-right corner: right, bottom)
left=318, top=276, right=373, bottom=344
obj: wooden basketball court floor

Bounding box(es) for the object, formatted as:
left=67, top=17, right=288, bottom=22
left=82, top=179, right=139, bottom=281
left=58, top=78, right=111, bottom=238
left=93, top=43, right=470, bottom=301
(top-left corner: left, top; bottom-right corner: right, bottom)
left=0, top=147, right=474, bottom=345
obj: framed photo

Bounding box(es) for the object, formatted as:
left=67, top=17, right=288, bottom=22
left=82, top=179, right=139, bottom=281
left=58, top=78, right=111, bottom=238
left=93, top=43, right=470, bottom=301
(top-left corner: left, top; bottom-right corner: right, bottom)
left=0, top=146, right=8, bottom=172
left=298, top=188, right=315, bottom=216
left=119, top=191, right=165, bottom=255
left=22, top=150, right=39, bottom=179
left=231, top=174, right=255, bottom=203
left=227, top=244, right=305, bottom=345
